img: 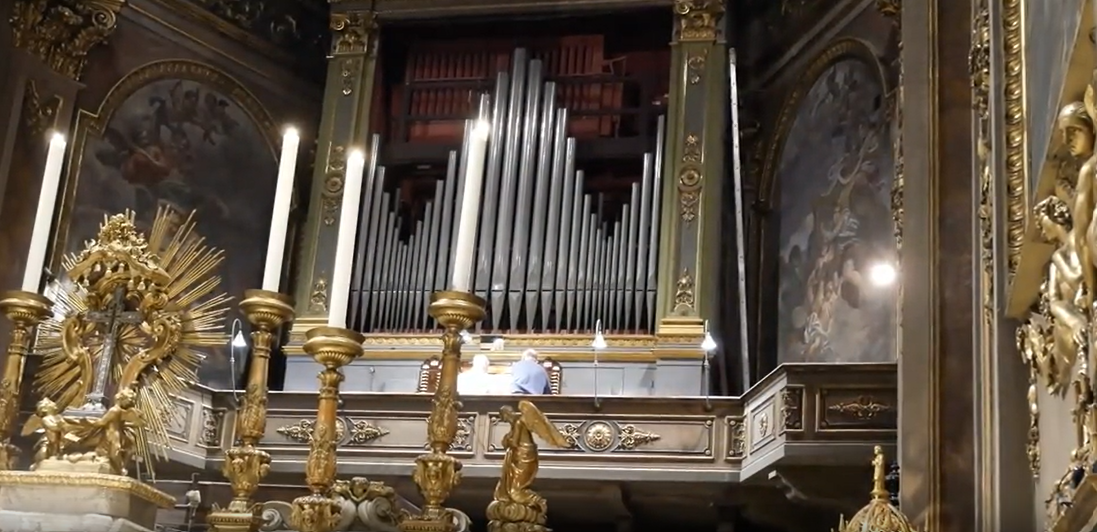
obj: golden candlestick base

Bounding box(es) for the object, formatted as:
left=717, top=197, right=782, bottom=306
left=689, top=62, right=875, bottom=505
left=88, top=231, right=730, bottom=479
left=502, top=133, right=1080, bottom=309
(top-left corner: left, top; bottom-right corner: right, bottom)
left=401, top=290, right=485, bottom=532
left=290, top=325, right=364, bottom=532
left=209, top=289, right=295, bottom=532
left=0, top=290, right=52, bottom=470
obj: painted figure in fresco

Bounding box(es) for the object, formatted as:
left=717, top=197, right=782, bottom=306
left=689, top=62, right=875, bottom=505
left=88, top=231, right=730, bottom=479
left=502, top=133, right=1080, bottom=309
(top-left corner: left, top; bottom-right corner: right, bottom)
left=95, top=81, right=234, bottom=230
left=775, top=56, right=897, bottom=364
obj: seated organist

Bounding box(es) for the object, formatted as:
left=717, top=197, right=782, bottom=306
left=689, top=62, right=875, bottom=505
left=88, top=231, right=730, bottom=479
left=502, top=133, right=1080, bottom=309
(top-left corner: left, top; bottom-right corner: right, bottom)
left=457, top=354, right=502, bottom=395
left=509, top=349, right=552, bottom=395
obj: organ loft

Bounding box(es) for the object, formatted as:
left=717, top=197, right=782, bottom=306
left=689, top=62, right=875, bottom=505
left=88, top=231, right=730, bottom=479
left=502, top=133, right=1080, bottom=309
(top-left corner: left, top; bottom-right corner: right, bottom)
left=0, top=0, right=1079, bottom=531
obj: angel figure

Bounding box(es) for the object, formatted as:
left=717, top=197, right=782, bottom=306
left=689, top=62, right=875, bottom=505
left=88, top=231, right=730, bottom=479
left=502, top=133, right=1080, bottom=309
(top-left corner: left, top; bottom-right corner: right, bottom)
left=1035, top=196, right=1089, bottom=387
left=487, top=401, right=571, bottom=532
left=1058, top=98, right=1097, bottom=310
left=66, top=388, right=143, bottom=475
left=20, top=397, right=72, bottom=469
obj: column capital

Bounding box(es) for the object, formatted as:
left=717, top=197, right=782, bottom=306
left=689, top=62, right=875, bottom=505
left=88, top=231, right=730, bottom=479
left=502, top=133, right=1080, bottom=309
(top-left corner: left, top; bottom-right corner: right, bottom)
left=330, top=9, right=378, bottom=56
left=9, top=0, right=126, bottom=80
left=672, top=0, right=725, bottom=42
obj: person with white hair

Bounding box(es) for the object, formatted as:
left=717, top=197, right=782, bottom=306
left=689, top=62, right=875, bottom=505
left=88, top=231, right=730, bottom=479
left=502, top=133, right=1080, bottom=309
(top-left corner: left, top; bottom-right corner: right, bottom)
left=509, top=349, right=552, bottom=395
left=457, top=354, right=495, bottom=395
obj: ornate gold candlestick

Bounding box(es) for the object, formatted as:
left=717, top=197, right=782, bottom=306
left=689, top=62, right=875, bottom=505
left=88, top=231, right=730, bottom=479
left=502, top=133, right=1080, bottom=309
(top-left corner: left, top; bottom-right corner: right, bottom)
left=290, top=325, right=364, bottom=532
left=209, top=289, right=295, bottom=532
left=0, top=290, right=52, bottom=470
left=400, top=290, right=486, bottom=532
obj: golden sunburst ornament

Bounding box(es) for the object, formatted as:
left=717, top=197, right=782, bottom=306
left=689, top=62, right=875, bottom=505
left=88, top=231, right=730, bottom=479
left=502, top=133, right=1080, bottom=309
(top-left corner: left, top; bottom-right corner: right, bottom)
left=29, top=207, right=231, bottom=475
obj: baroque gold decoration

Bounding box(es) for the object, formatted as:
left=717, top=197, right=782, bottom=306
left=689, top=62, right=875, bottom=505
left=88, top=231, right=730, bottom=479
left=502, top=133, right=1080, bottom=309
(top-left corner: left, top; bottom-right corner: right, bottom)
left=322, top=145, right=348, bottom=226
left=686, top=51, right=707, bottom=85
left=310, top=277, right=330, bottom=312
left=557, top=420, right=660, bottom=453
left=673, top=269, right=696, bottom=314
left=10, top=0, right=126, bottom=80
left=1001, top=0, right=1027, bottom=278
left=401, top=290, right=486, bottom=532
left=827, top=396, right=893, bottom=421
left=780, top=388, right=803, bottom=431
left=208, top=289, right=295, bottom=532
left=27, top=208, right=230, bottom=477
left=486, top=401, right=571, bottom=532
left=677, top=133, right=703, bottom=222
left=0, top=291, right=54, bottom=470
left=672, top=0, right=724, bottom=42
left=348, top=420, right=389, bottom=445
left=278, top=418, right=345, bottom=444
left=330, top=10, right=377, bottom=56
left=832, top=446, right=919, bottom=532
left=290, top=325, right=364, bottom=532
left=21, top=80, right=62, bottom=138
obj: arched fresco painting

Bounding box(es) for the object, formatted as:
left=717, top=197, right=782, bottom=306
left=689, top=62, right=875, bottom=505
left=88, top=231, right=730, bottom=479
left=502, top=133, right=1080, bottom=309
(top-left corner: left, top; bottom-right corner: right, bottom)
left=775, top=53, right=897, bottom=364
left=59, top=62, right=278, bottom=388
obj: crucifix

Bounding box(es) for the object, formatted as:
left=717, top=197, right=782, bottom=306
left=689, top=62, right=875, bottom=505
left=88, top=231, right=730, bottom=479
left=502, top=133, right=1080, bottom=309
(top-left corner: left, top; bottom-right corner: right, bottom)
left=77, top=286, right=145, bottom=411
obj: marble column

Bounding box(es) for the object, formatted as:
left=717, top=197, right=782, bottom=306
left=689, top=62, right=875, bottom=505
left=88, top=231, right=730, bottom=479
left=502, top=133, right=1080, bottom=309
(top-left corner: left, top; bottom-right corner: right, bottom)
left=0, top=0, right=126, bottom=412
left=655, top=0, right=727, bottom=341
left=288, top=6, right=379, bottom=347
left=897, top=0, right=982, bottom=530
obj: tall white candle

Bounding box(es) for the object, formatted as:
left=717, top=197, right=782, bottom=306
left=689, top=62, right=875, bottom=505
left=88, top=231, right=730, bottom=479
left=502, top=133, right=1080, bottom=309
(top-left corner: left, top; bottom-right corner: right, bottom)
left=450, top=120, right=491, bottom=292
left=22, top=132, right=67, bottom=293
left=261, top=127, right=301, bottom=292
left=328, top=149, right=367, bottom=328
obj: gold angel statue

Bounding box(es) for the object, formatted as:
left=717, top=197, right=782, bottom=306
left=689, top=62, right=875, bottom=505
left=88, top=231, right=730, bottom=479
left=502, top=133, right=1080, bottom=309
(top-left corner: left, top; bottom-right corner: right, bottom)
left=23, top=207, right=230, bottom=476
left=1034, top=195, right=1088, bottom=388
left=486, top=400, right=570, bottom=532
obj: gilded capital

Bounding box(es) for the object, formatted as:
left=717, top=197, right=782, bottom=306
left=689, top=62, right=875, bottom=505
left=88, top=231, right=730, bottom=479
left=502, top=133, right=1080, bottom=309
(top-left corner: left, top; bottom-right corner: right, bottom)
left=673, top=0, right=724, bottom=42
left=10, top=0, right=126, bottom=80
left=330, top=10, right=378, bottom=56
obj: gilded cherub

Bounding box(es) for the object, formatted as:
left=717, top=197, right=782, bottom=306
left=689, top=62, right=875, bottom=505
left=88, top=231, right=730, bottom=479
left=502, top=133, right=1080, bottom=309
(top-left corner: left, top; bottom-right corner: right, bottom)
left=20, top=397, right=72, bottom=469
left=1035, top=195, right=1089, bottom=387
left=1060, top=99, right=1097, bottom=307
left=486, top=401, right=571, bottom=532
left=64, top=388, right=143, bottom=475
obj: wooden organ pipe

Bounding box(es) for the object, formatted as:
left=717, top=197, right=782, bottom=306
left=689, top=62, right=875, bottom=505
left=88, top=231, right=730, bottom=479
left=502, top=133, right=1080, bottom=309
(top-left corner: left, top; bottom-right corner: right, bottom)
left=348, top=49, right=665, bottom=334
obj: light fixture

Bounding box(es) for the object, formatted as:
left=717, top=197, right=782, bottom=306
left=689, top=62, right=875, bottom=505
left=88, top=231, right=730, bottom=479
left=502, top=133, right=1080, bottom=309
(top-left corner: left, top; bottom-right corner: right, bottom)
left=868, top=262, right=898, bottom=287
left=491, top=337, right=506, bottom=351
left=591, top=319, right=607, bottom=350
left=701, top=320, right=717, bottom=353
left=459, top=330, right=473, bottom=344
left=231, top=330, right=248, bottom=349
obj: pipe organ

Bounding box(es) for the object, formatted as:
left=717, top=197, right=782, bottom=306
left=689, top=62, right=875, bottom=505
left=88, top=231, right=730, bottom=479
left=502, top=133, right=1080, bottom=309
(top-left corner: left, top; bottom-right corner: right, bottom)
left=348, top=48, right=665, bottom=334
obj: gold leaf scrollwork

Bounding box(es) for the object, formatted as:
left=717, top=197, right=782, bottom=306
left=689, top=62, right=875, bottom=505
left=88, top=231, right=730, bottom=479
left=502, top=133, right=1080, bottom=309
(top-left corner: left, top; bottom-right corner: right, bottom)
left=309, top=277, right=329, bottom=313
left=321, top=145, right=347, bottom=226
left=347, top=420, right=389, bottom=446
left=330, top=10, right=376, bottom=56
left=826, top=396, right=893, bottom=420
left=22, top=80, right=61, bottom=139
left=10, top=0, right=126, bottom=80
left=276, top=418, right=346, bottom=444
left=686, top=51, right=708, bottom=85
left=678, top=167, right=702, bottom=223
left=673, top=269, right=696, bottom=314
left=1002, top=0, right=1026, bottom=277
left=618, top=425, right=660, bottom=450
left=672, top=0, right=724, bottom=42
left=341, top=58, right=361, bottom=96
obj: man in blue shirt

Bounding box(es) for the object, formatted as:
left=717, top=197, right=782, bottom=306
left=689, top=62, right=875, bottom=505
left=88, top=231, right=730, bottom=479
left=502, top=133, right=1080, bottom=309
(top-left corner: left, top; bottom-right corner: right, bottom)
left=510, top=349, right=552, bottom=395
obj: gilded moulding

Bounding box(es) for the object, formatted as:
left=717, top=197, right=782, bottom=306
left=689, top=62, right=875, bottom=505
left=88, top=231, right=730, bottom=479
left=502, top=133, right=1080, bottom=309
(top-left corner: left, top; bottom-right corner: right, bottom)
left=672, top=0, right=724, bottom=42
left=10, top=0, right=126, bottom=80
left=1000, top=0, right=1028, bottom=283
left=21, top=80, right=62, bottom=139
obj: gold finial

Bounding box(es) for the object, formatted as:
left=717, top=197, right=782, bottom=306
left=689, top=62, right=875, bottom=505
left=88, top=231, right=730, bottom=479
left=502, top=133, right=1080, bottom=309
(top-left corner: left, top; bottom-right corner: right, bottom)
left=871, top=445, right=889, bottom=501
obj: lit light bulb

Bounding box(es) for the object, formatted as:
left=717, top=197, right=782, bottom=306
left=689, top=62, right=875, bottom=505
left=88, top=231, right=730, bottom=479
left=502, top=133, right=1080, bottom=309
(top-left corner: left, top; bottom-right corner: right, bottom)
left=592, top=319, right=607, bottom=350
left=868, top=262, right=898, bottom=287
left=231, top=330, right=248, bottom=349
left=472, top=119, right=491, bottom=140
left=459, top=330, right=473, bottom=344
left=701, top=332, right=717, bottom=353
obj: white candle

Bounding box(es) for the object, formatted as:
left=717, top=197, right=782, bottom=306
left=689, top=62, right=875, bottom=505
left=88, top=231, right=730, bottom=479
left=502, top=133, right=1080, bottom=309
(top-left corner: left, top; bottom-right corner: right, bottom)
left=328, top=149, right=366, bottom=328
left=261, top=127, right=301, bottom=292
left=22, top=132, right=67, bottom=293
left=450, top=120, right=491, bottom=292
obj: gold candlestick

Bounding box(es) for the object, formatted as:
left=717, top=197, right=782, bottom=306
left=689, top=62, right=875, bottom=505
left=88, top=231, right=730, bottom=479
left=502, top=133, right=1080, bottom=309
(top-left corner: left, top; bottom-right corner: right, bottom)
left=401, top=290, right=486, bottom=532
left=0, top=290, right=52, bottom=470
left=209, top=289, right=295, bottom=532
left=290, top=325, right=364, bottom=532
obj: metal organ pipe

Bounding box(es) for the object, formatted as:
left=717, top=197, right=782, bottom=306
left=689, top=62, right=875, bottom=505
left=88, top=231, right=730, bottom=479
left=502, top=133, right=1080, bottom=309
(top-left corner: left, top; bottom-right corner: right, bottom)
left=345, top=49, right=668, bottom=333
